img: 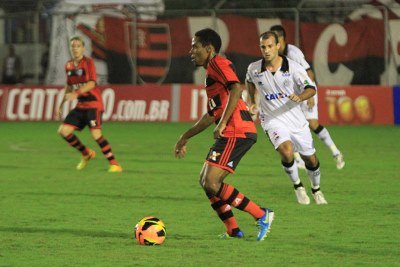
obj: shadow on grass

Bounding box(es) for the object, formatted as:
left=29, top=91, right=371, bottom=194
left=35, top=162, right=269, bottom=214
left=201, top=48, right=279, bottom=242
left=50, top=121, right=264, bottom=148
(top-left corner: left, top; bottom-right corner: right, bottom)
left=18, top=192, right=199, bottom=202
left=0, top=226, right=128, bottom=239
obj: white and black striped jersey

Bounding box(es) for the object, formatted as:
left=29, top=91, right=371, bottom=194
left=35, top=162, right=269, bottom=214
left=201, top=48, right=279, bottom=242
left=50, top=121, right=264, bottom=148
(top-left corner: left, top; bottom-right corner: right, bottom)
left=246, top=56, right=316, bottom=130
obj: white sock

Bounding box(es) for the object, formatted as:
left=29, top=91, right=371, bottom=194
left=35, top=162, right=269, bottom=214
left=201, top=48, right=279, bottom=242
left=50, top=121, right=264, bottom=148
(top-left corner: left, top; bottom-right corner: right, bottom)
left=317, top=127, right=340, bottom=156
left=282, top=161, right=300, bottom=184
left=306, top=166, right=321, bottom=189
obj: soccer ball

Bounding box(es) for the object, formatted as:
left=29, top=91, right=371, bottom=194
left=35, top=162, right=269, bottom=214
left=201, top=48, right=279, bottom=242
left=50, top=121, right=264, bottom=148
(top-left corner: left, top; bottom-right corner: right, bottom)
left=134, top=216, right=166, bottom=245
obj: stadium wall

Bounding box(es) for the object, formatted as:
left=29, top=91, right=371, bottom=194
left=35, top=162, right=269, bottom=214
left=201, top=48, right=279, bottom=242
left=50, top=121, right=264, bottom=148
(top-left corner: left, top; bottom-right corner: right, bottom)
left=0, top=85, right=398, bottom=125
left=394, top=86, right=400, bottom=125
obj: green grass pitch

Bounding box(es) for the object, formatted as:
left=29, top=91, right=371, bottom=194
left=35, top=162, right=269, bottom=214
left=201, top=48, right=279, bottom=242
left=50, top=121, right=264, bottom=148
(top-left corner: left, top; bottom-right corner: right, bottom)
left=0, top=122, right=399, bottom=266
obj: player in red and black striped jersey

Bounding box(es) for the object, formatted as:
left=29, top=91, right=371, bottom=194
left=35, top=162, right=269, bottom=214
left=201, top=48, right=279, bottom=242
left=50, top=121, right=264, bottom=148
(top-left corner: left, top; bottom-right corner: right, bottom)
left=174, top=28, right=274, bottom=241
left=206, top=55, right=257, bottom=140
left=57, top=36, right=122, bottom=173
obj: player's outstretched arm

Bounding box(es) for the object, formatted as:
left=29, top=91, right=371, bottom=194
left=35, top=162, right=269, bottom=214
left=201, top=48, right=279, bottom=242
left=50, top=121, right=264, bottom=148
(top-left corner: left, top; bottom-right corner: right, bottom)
left=289, top=87, right=316, bottom=103
left=57, top=85, right=72, bottom=120
left=174, top=113, right=214, bottom=159
left=245, top=80, right=259, bottom=120
left=65, top=81, right=96, bottom=101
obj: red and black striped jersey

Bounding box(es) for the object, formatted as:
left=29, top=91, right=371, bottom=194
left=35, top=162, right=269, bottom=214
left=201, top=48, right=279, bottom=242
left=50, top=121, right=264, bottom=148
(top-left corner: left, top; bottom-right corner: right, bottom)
left=206, top=55, right=257, bottom=138
left=65, top=56, right=103, bottom=111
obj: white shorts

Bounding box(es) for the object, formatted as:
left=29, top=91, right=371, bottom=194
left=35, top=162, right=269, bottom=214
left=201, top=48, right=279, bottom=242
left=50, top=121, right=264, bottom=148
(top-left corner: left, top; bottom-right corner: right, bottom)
left=263, top=122, right=316, bottom=156
left=300, top=95, right=318, bottom=120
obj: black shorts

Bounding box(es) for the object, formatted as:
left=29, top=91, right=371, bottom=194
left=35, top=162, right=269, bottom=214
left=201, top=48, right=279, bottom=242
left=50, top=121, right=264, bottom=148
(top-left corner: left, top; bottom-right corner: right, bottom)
left=205, top=135, right=257, bottom=173
left=63, top=108, right=103, bottom=131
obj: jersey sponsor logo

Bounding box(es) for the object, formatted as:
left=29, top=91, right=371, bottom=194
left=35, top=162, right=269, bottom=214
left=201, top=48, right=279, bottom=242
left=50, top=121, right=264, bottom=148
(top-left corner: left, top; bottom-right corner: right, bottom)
left=209, top=151, right=221, bottom=161
left=67, top=68, right=85, bottom=77
left=264, top=92, right=289, bottom=101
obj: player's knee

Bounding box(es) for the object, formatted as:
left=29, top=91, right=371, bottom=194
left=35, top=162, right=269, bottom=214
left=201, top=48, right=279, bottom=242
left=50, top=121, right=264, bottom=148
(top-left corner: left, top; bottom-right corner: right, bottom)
left=204, top=184, right=219, bottom=196
left=201, top=176, right=220, bottom=195
left=309, top=121, right=320, bottom=131
left=281, top=150, right=294, bottom=161
left=57, top=125, right=65, bottom=136
left=312, top=124, right=324, bottom=134
left=58, top=125, right=72, bottom=137
left=90, top=129, right=102, bottom=140
left=304, top=155, right=319, bottom=168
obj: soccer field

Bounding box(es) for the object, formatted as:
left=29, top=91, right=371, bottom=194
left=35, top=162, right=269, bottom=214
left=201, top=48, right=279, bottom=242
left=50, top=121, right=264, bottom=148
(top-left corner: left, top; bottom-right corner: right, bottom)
left=0, top=122, right=399, bottom=266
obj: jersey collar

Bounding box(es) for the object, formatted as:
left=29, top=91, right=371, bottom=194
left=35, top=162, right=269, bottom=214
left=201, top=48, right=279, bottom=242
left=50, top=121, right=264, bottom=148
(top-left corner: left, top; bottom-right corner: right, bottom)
left=281, top=56, right=289, bottom=72
left=260, top=56, right=289, bottom=73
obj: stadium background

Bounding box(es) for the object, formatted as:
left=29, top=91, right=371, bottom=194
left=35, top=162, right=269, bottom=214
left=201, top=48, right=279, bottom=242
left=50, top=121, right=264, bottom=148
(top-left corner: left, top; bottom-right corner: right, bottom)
left=0, top=0, right=399, bottom=125
left=0, top=1, right=399, bottom=266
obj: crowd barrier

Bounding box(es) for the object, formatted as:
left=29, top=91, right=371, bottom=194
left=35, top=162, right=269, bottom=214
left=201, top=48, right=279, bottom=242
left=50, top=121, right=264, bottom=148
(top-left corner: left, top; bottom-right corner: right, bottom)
left=0, top=84, right=398, bottom=125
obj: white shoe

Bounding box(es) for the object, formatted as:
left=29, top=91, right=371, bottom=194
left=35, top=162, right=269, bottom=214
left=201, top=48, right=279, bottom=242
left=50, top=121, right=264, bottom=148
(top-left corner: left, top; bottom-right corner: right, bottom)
left=313, top=190, right=328, bottom=205
left=294, top=187, right=310, bottom=205
left=295, top=157, right=306, bottom=170
left=334, top=153, right=345, bottom=170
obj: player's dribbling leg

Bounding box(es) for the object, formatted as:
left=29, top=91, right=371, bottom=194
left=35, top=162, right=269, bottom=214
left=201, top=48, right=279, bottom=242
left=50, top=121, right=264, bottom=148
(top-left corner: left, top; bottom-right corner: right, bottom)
left=207, top=194, right=243, bottom=238
left=305, top=161, right=328, bottom=205
left=215, top=183, right=274, bottom=241
left=282, top=160, right=310, bottom=204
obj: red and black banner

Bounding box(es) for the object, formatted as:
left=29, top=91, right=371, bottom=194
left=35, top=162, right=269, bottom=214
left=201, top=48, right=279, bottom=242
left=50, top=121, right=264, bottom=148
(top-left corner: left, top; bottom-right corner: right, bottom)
left=136, top=23, right=171, bottom=84
left=56, top=12, right=393, bottom=85
left=149, top=15, right=387, bottom=85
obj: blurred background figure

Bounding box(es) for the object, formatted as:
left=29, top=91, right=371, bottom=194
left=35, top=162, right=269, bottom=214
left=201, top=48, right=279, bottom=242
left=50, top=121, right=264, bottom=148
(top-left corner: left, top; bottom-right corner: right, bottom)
left=2, top=45, right=22, bottom=84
